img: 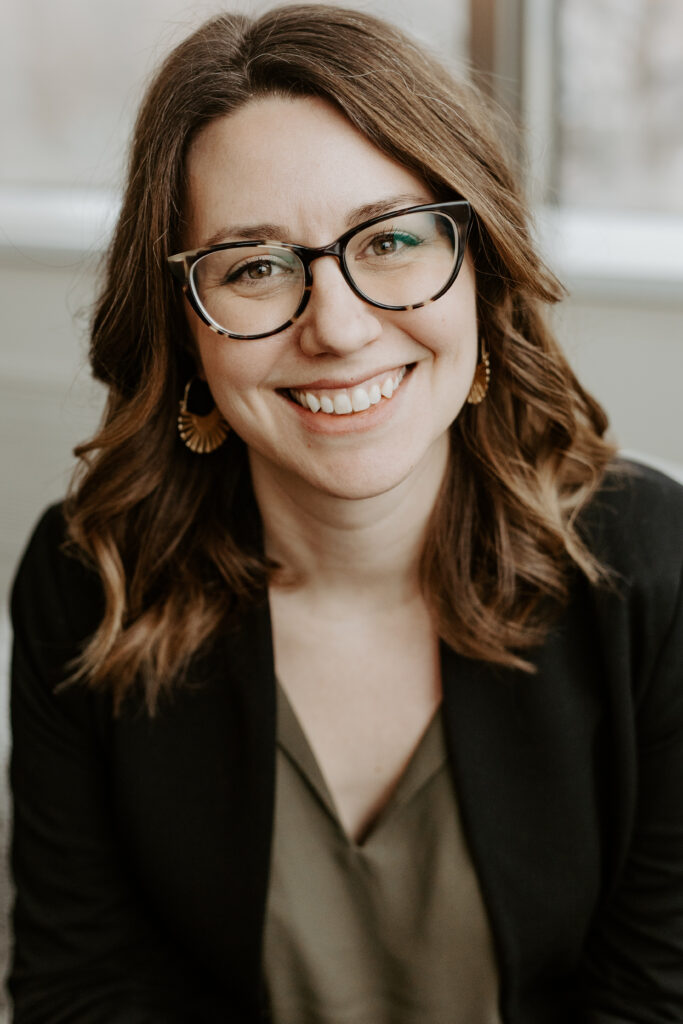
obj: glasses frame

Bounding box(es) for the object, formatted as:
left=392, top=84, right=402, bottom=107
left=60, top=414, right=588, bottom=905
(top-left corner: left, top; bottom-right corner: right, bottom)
left=167, top=200, right=473, bottom=341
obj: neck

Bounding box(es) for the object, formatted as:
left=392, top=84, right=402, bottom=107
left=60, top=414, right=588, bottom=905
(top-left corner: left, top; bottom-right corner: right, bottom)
left=249, top=438, right=449, bottom=606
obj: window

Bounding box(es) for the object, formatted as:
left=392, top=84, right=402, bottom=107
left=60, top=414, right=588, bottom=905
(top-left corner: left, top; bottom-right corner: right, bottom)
left=557, top=0, right=683, bottom=216
left=1, top=0, right=467, bottom=257
left=523, top=0, right=683, bottom=296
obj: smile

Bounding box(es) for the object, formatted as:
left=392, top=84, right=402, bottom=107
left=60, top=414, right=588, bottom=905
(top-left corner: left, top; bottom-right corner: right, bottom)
left=287, top=366, right=409, bottom=415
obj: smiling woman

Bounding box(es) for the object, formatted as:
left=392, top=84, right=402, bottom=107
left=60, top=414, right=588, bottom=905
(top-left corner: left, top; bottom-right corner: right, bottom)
left=8, top=5, right=683, bottom=1024
left=181, top=97, right=478, bottom=500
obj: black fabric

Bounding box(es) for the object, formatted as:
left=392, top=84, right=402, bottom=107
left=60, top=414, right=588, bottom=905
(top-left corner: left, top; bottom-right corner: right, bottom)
left=8, top=461, right=683, bottom=1023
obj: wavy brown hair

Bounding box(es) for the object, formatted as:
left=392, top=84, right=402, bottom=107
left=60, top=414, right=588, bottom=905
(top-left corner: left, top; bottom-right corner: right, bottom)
left=66, top=3, right=615, bottom=712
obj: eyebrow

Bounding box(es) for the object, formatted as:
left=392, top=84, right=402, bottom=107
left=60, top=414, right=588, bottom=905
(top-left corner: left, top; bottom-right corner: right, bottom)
left=200, top=192, right=432, bottom=248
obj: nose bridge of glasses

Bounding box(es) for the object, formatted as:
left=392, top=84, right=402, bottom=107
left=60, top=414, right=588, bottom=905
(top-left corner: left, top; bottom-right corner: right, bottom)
left=298, top=240, right=360, bottom=306
left=298, top=238, right=345, bottom=273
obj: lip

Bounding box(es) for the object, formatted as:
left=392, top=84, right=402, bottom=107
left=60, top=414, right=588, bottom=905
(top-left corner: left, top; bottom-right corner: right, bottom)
left=283, top=363, right=411, bottom=392
left=280, top=363, right=415, bottom=434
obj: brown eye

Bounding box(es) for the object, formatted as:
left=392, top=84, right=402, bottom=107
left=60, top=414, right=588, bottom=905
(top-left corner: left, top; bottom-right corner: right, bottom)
left=371, top=234, right=398, bottom=255
left=246, top=261, right=273, bottom=279
left=224, top=257, right=292, bottom=285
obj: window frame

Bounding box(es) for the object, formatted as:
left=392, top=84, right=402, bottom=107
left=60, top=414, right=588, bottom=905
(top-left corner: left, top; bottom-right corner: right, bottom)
left=2, top=0, right=682, bottom=303
left=471, top=0, right=683, bottom=302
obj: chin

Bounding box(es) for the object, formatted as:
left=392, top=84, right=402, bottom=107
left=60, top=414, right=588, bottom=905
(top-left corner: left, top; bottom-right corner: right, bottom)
left=317, top=478, right=406, bottom=501
left=249, top=428, right=450, bottom=505
left=301, top=454, right=425, bottom=502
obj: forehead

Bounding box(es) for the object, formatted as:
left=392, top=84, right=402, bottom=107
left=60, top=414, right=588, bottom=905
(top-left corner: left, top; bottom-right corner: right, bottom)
left=183, top=95, right=433, bottom=246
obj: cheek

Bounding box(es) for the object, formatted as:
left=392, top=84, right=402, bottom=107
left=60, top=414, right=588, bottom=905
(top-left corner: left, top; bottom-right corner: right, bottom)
left=194, top=326, right=263, bottom=394
left=193, top=325, right=290, bottom=427
left=411, top=261, right=479, bottom=360
left=199, top=346, right=251, bottom=396
left=403, top=299, right=479, bottom=367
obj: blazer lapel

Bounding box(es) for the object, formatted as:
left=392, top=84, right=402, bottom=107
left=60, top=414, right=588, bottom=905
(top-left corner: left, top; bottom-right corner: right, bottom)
left=111, top=596, right=277, bottom=1004
left=440, top=615, right=605, bottom=1012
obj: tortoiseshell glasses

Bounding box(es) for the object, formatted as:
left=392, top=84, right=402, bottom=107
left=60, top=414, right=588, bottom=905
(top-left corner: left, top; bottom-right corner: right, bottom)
left=168, top=200, right=472, bottom=340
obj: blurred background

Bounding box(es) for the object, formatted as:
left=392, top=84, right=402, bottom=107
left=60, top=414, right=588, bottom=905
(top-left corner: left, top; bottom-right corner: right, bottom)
left=1, top=0, right=682, bottom=1007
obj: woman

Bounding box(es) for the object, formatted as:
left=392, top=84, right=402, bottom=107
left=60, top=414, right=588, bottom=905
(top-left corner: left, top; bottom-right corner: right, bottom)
left=9, top=5, right=683, bottom=1023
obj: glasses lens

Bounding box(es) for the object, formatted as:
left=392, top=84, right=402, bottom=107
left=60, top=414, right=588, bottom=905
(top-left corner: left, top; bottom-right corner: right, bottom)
left=345, top=210, right=459, bottom=308
left=191, top=245, right=305, bottom=337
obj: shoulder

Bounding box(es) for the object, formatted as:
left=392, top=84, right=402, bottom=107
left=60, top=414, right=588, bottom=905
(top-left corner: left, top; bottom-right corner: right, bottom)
left=13, top=502, right=70, bottom=580
left=581, top=458, right=683, bottom=594
left=11, top=502, right=104, bottom=669
left=578, top=460, right=683, bottom=707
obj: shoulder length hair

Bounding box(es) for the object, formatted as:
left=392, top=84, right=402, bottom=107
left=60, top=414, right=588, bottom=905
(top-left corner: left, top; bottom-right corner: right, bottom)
left=66, top=3, right=615, bottom=712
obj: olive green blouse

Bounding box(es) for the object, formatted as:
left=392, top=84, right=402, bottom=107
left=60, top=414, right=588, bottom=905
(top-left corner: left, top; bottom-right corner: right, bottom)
left=263, top=683, right=502, bottom=1024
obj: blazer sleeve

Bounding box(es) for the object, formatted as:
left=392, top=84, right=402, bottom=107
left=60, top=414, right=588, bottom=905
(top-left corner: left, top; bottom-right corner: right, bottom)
left=579, top=465, right=683, bottom=1022
left=9, top=506, right=221, bottom=1023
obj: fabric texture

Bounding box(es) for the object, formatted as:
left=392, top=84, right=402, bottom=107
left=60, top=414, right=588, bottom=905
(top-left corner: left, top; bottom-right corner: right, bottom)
left=264, top=682, right=501, bottom=1023
left=7, top=461, right=683, bottom=1023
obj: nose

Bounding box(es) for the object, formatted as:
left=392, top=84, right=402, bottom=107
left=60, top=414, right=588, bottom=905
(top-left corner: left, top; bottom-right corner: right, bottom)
left=297, top=255, right=382, bottom=357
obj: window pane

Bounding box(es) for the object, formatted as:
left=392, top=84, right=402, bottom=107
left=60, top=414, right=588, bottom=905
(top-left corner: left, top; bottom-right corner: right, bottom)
left=557, top=0, right=683, bottom=214
left=1, top=0, right=467, bottom=191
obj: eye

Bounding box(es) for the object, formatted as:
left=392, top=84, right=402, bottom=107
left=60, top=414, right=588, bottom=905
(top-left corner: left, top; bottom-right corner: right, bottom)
left=245, top=261, right=272, bottom=279
left=226, top=256, right=292, bottom=283
left=366, top=230, right=421, bottom=257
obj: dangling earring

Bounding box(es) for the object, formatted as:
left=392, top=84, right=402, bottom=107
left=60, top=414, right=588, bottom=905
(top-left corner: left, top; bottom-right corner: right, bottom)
left=177, top=377, right=230, bottom=453
left=466, top=338, right=490, bottom=405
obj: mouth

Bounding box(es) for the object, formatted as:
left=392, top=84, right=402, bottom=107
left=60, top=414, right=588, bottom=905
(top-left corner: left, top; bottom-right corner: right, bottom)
left=284, top=365, right=413, bottom=416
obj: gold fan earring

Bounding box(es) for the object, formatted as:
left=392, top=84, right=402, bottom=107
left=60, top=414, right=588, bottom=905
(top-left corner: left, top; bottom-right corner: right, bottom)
left=466, top=338, right=491, bottom=405
left=177, top=377, right=230, bottom=454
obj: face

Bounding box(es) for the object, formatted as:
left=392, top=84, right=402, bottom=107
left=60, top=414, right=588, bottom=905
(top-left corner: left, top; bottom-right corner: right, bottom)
left=183, top=95, right=479, bottom=502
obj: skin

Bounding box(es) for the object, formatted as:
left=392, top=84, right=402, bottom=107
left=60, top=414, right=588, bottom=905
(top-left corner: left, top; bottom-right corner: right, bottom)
left=184, top=94, right=479, bottom=506
left=184, top=96, right=480, bottom=841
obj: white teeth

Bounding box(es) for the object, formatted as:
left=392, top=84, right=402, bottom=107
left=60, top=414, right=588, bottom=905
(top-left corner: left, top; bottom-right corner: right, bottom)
left=290, top=366, right=409, bottom=415
left=333, top=393, right=353, bottom=415
left=351, top=387, right=371, bottom=412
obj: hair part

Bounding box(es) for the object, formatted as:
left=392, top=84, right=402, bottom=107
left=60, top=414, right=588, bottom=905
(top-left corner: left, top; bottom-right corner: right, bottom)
left=65, top=3, right=615, bottom=713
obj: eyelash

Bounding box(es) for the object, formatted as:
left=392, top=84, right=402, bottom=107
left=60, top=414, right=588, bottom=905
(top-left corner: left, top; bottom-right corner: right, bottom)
left=225, top=255, right=294, bottom=282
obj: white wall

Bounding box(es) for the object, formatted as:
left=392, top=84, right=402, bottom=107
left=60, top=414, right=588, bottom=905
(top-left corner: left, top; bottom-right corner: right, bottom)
left=0, top=254, right=104, bottom=605
left=555, top=291, right=683, bottom=467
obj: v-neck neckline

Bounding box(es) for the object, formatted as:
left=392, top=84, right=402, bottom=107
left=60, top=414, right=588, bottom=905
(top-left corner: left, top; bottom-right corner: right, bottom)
left=275, top=680, right=447, bottom=849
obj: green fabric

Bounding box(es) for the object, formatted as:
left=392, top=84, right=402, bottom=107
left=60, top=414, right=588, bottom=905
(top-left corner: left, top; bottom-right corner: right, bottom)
left=264, top=682, right=502, bottom=1024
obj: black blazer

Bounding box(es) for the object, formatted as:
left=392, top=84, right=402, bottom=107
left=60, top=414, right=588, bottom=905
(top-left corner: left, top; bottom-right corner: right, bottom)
left=8, top=462, right=683, bottom=1023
